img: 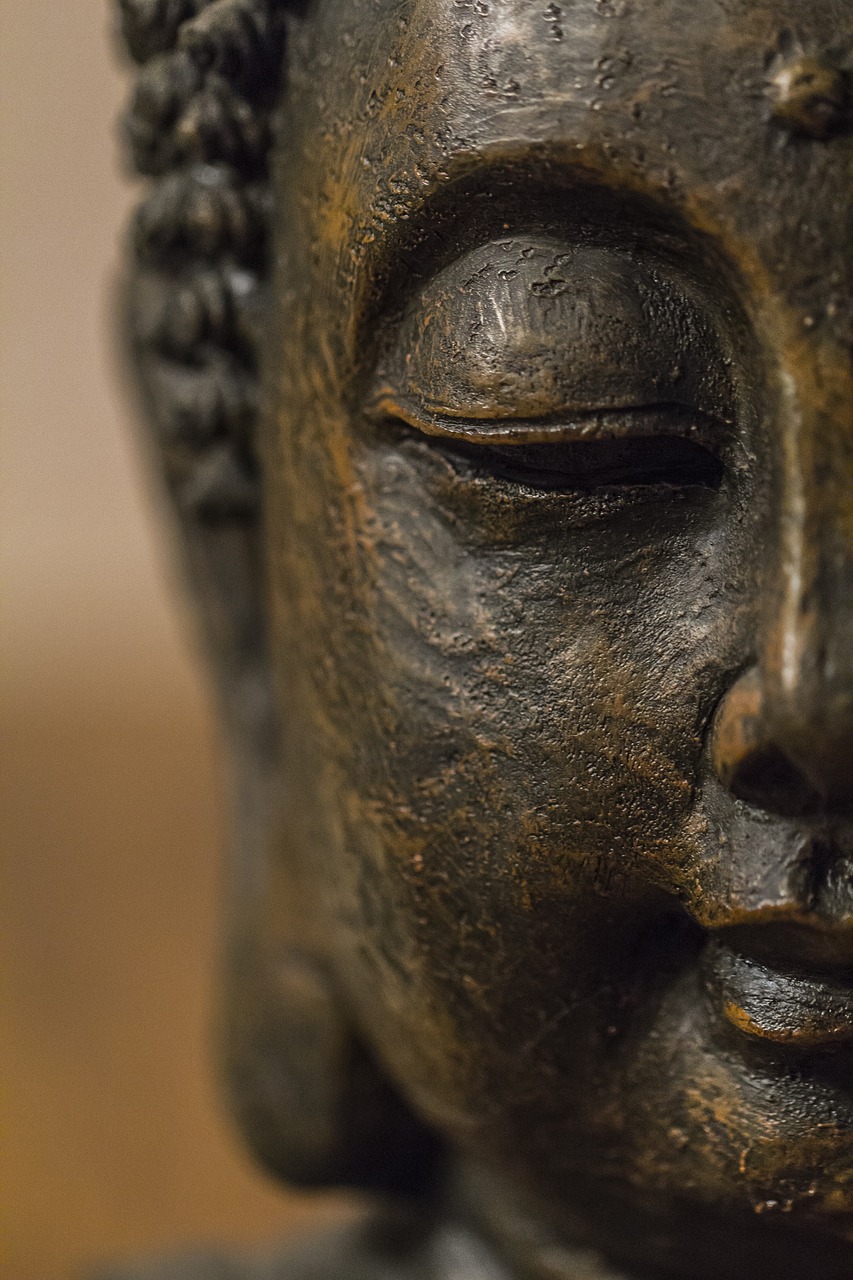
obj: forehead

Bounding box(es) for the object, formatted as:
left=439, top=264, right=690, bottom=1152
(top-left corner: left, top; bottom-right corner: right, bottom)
left=281, top=0, right=850, bottom=349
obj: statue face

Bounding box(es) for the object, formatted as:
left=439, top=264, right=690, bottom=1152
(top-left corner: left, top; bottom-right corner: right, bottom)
left=264, top=0, right=852, bottom=1273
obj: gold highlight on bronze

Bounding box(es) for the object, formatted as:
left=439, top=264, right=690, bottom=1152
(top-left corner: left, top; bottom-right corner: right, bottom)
left=769, top=54, right=849, bottom=139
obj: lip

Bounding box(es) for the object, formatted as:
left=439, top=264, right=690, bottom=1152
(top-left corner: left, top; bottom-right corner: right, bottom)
left=704, top=935, right=853, bottom=1048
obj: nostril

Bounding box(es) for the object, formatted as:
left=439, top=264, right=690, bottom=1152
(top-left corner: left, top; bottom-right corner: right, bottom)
left=723, top=743, right=822, bottom=818
left=711, top=667, right=824, bottom=818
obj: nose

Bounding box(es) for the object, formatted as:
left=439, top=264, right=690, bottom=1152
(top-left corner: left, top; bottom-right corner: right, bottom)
left=712, top=346, right=853, bottom=814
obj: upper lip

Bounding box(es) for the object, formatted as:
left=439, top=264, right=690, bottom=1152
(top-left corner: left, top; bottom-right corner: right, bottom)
left=704, top=922, right=853, bottom=1048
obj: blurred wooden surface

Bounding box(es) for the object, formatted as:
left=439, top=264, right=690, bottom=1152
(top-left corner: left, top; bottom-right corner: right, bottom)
left=1, top=666, right=338, bottom=1280
left=0, top=3, right=336, bottom=1276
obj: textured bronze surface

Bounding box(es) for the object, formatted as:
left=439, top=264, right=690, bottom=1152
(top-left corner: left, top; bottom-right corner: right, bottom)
left=116, top=2, right=852, bottom=1277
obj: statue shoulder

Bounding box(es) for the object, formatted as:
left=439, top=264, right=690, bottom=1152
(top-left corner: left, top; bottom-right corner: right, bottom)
left=93, top=1208, right=513, bottom=1280
left=92, top=1215, right=433, bottom=1280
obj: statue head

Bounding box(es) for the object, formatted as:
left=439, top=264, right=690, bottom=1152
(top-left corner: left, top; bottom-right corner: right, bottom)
left=119, top=1, right=852, bottom=1276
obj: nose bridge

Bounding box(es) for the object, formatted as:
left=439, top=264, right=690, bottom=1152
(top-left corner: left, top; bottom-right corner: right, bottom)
left=761, top=336, right=853, bottom=796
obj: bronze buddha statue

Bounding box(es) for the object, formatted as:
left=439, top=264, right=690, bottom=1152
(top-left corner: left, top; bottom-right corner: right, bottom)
left=110, top=1, right=852, bottom=1276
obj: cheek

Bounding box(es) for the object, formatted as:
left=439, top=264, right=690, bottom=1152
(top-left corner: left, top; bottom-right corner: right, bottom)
left=274, top=423, right=754, bottom=1122
left=353, top=441, right=733, bottom=871
left=299, top=445, right=739, bottom=1086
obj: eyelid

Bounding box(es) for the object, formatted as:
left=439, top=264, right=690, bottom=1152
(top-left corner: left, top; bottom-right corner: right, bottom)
left=369, top=389, right=729, bottom=453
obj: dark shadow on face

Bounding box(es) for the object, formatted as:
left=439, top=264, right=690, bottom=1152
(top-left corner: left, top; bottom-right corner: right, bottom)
left=262, top=1, right=853, bottom=1275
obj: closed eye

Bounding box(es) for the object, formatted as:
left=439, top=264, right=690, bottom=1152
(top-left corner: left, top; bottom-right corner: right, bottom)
left=370, top=396, right=727, bottom=493
left=431, top=434, right=723, bottom=491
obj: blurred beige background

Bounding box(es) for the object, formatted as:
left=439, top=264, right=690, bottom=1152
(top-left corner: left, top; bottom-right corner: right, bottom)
left=1, top=5, right=333, bottom=1277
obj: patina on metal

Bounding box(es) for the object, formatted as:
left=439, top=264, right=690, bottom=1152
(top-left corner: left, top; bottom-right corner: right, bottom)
left=113, top=1, right=852, bottom=1277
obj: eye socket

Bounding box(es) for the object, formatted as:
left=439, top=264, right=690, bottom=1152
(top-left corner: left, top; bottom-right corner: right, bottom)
left=369, top=236, right=737, bottom=496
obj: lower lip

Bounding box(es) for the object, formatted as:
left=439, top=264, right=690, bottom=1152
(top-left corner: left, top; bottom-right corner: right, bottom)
left=704, top=944, right=853, bottom=1048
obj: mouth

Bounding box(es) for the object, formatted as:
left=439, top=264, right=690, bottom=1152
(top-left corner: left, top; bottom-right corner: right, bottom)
left=704, top=925, right=853, bottom=1049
